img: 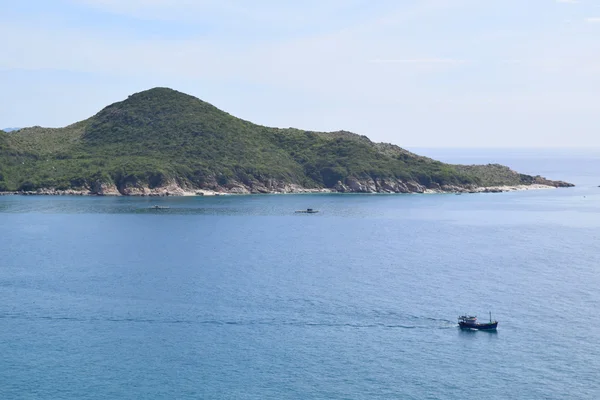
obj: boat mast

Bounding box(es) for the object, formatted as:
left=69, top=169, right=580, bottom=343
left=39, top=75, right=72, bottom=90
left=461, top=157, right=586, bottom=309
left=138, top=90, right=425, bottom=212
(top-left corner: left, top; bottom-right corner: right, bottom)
left=489, top=311, right=492, bottom=323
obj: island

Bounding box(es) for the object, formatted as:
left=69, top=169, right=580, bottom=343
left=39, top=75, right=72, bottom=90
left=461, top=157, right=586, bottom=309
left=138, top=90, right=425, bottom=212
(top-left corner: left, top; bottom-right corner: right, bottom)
left=0, top=88, right=573, bottom=196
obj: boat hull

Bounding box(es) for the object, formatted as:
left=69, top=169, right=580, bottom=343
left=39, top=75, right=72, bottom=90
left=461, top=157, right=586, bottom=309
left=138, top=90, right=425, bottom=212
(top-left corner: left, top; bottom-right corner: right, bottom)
left=458, top=321, right=498, bottom=331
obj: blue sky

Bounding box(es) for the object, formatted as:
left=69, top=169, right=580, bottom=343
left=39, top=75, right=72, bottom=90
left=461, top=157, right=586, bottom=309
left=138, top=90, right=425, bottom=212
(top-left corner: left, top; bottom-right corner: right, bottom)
left=1, top=0, right=599, bottom=147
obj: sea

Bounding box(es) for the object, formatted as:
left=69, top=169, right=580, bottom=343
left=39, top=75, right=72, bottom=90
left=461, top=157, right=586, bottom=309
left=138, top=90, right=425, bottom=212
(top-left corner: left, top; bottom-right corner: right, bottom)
left=1, top=148, right=599, bottom=399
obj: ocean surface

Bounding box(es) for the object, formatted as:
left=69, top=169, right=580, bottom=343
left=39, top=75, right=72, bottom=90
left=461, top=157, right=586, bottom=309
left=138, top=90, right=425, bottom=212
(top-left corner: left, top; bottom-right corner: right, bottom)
left=1, top=148, right=600, bottom=399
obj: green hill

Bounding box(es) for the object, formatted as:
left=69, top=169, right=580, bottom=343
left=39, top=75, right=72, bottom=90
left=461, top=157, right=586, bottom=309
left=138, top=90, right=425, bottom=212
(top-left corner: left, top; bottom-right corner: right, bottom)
left=0, top=88, right=573, bottom=195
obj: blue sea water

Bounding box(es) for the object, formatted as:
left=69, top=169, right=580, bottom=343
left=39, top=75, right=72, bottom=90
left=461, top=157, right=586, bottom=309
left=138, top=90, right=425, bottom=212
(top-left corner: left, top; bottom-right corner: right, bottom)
left=1, top=148, right=600, bottom=399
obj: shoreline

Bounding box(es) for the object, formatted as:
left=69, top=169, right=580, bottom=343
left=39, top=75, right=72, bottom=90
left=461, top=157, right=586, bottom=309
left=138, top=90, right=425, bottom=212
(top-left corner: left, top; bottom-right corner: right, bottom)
left=0, top=184, right=562, bottom=197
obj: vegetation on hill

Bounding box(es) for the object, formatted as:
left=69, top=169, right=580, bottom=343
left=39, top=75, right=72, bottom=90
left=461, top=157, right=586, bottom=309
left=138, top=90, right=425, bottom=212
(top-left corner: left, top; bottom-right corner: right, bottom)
left=0, top=88, right=572, bottom=194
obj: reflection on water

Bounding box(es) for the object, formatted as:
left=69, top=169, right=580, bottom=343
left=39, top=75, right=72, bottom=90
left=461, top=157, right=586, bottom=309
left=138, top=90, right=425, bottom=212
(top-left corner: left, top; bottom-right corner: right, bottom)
left=458, top=328, right=499, bottom=338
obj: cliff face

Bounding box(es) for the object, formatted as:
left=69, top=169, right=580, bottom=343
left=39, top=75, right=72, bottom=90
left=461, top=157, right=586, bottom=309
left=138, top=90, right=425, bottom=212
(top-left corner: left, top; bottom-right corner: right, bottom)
left=0, top=87, right=574, bottom=194
left=2, top=174, right=573, bottom=196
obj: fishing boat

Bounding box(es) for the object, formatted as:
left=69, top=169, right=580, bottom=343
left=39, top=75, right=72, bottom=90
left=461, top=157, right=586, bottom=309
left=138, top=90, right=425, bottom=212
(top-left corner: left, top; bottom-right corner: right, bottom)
left=458, top=312, right=498, bottom=331
left=295, top=208, right=319, bottom=214
left=149, top=205, right=170, bottom=210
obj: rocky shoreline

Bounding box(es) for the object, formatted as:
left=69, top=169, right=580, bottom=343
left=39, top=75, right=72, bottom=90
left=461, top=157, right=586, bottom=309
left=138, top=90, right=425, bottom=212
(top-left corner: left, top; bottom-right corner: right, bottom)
left=0, top=176, right=573, bottom=197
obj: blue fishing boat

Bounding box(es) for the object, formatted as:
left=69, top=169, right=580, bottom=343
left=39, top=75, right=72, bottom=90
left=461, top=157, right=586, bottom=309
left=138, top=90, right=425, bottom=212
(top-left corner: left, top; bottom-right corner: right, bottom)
left=458, top=312, right=498, bottom=331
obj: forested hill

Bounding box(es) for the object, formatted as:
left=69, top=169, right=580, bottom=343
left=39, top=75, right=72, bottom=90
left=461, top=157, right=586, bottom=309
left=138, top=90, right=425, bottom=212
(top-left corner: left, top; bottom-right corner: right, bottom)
left=0, top=88, right=573, bottom=195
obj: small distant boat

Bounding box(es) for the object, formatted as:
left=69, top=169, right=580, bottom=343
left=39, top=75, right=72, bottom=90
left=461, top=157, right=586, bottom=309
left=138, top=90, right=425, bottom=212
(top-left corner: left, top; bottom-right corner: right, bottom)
left=295, top=208, right=319, bottom=214
left=458, top=312, right=498, bottom=331
left=149, top=205, right=170, bottom=210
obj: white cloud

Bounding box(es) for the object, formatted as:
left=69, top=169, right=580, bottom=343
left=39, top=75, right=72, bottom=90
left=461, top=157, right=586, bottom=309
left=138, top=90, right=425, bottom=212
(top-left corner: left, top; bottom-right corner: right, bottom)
left=586, top=17, right=600, bottom=23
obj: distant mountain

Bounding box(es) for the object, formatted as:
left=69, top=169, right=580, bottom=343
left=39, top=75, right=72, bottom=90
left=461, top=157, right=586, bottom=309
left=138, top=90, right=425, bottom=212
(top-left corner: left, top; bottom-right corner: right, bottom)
left=0, top=87, right=573, bottom=195
left=2, top=127, right=20, bottom=132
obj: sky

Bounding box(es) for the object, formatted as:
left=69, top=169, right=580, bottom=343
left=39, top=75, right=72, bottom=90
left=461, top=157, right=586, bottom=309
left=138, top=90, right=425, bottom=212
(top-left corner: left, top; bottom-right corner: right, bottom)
left=1, top=0, right=599, bottom=147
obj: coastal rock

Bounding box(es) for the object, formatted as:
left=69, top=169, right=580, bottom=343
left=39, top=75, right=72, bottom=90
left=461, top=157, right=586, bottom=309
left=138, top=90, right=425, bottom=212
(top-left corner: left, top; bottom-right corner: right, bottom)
left=33, top=188, right=87, bottom=196
left=119, top=184, right=149, bottom=196
left=225, top=182, right=251, bottom=194
left=248, top=180, right=271, bottom=194
left=147, top=181, right=192, bottom=196
left=532, top=176, right=574, bottom=188
left=90, top=181, right=120, bottom=195
left=378, top=179, right=399, bottom=193
left=0, top=174, right=572, bottom=197
left=333, top=180, right=348, bottom=193
left=405, top=181, right=426, bottom=193
left=441, top=184, right=470, bottom=193
left=16, top=188, right=89, bottom=196
left=346, top=177, right=373, bottom=193
left=482, top=187, right=504, bottom=193
left=396, top=181, right=411, bottom=193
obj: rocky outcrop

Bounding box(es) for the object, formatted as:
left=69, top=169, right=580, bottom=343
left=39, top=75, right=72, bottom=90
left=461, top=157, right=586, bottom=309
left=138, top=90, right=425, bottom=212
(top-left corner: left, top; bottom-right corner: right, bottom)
left=117, top=179, right=196, bottom=196
left=345, top=177, right=376, bottom=193
left=532, top=176, right=574, bottom=188
left=90, top=181, right=120, bottom=195
left=26, top=188, right=89, bottom=196
left=0, top=174, right=574, bottom=197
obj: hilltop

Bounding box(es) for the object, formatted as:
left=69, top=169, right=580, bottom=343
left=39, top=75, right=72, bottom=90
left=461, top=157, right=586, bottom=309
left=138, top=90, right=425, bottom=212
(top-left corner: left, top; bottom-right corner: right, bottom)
left=0, top=88, right=573, bottom=195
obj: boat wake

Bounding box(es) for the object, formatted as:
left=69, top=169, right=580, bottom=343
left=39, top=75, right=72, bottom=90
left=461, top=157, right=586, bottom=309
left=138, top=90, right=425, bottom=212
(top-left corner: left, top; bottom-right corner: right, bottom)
left=0, top=312, right=457, bottom=330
